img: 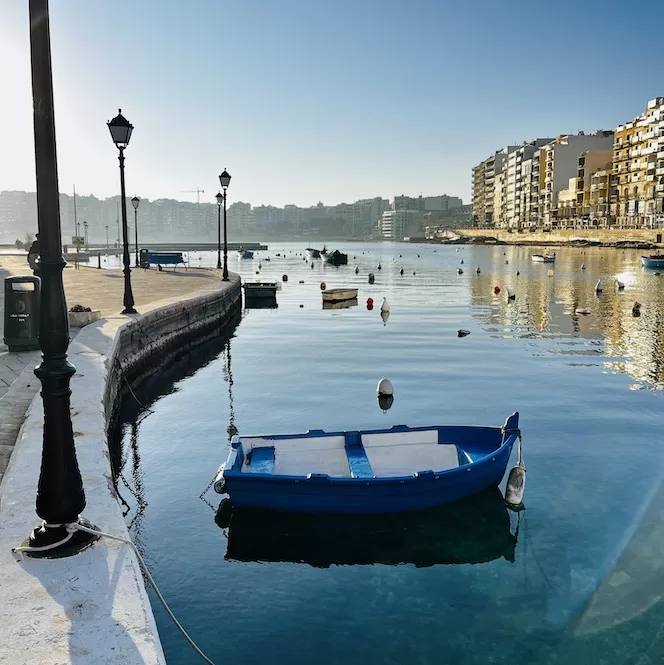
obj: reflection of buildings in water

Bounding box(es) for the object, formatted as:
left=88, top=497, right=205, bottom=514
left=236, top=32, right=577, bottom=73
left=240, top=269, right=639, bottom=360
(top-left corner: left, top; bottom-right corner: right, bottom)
left=467, top=246, right=664, bottom=388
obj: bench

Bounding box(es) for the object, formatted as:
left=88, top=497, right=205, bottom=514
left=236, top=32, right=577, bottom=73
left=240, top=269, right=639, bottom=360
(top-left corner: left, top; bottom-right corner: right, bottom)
left=344, top=431, right=374, bottom=478
left=141, top=251, right=185, bottom=271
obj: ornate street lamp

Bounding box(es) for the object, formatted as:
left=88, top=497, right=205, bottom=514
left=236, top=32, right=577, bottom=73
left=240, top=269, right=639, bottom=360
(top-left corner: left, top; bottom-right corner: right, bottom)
left=219, top=169, right=231, bottom=281
left=215, top=191, right=223, bottom=270
left=107, top=109, right=136, bottom=313
left=21, top=0, right=98, bottom=557
left=131, top=196, right=140, bottom=266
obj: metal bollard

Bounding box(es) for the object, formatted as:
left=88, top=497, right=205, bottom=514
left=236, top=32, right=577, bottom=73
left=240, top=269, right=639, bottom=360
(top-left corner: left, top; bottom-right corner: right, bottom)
left=97, top=252, right=101, bottom=269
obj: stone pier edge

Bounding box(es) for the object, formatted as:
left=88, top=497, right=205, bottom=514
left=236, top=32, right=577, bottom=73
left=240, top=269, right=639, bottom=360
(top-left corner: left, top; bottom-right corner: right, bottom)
left=0, top=275, right=241, bottom=665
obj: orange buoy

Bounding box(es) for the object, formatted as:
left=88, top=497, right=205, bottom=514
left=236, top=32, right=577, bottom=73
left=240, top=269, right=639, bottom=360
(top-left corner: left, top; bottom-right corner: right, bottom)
left=494, top=285, right=501, bottom=294
left=367, top=297, right=374, bottom=307
left=282, top=274, right=288, bottom=282
left=320, top=282, right=326, bottom=290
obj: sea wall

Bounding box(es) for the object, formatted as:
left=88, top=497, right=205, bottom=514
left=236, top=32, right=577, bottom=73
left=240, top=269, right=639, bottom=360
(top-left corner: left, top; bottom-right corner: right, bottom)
left=451, top=228, right=664, bottom=248
left=0, top=276, right=241, bottom=665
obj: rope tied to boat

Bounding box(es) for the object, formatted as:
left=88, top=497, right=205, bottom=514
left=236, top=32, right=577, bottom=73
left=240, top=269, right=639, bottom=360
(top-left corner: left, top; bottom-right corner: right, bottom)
left=12, top=519, right=217, bottom=665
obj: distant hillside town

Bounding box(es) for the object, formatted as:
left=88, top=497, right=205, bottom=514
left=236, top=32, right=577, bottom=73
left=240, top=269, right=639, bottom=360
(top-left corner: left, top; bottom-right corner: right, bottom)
left=0, top=191, right=467, bottom=244
left=471, top=97, right=664, bottom=230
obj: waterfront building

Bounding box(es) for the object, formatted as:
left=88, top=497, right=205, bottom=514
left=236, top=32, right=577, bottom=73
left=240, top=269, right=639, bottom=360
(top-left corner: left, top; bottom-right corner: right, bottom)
left=471, top=148, right=516, bottom=226
left=540, top=131, right=614, bottom=228
left=611, top=97, right=664, bottom=229
left=380, top=209, right=418, bottom=239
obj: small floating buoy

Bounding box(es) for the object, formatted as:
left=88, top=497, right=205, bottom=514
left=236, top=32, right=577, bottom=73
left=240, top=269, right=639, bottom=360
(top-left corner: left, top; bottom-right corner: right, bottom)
left=505, top=433, right=526, bottom=508
left=494, top=285, right=501, bottom=294
left=632, top=301, right=641, bottom=317
left=615, top=279, right=625, bottom=290
left=213, top=465, right=227, bottom=494
left=457, top=268, right=463, bottom=275
left=380, top=298, right=390, bottom=313
left=457, top=329, right=470, bottom=337
left=355, top=267, right=359, bottom=274
left=506, top=288, right=515, bottom=300
left=258, top=263, right=262, bottom=269
left=368, top=272, right=375, bottom=284
left=299, top=304, right=304, bottom=308
left=412, top=271, right=416, bottom=275
left=516, top=270, right=520, bottom=276
left=256, top=270, right=259, bottom=274
left=320, top=282, right=326, bottom=291
left=417, top=254, right=420, bottom=258
left=400, top=267, right=404, bottom=276
left=655, top=272, right=661, bottom=276
left=595, top=279, right=603, bottom=293
left=298, top=280, right=304, bottom=284
left=476, top=266, right=481, bottom=274
left=311, top=262, right=315, bottom=269
left=580, top=263, right=586, bottom=270
left=575, top=307, right=591, bottom=315
left=460, top=259, right=464, bottom=265
left=377, top=264, right=382, bottom=270
left=367, top=297, right=374, bottom=307
left=282, top=274, right=288, bottom=282
left=377, top=377, right=394, bottom=397
left=505, top=260, right=509, bottom=264
left=547, top=269, right=554, bottom=277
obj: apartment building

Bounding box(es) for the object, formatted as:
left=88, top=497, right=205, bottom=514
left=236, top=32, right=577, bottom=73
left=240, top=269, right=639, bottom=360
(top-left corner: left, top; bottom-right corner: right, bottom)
left=540, top=131, right=614, bottom=228
left=380, top=209, right=417, bottom=240
left=612, top=97, right=664, bottom=228
left=471, top=148, right=517, bottom=226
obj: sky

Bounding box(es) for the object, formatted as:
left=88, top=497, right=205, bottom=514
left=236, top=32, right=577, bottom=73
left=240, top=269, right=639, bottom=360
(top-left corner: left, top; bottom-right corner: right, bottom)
left=2, top=0, right=664, bottom=207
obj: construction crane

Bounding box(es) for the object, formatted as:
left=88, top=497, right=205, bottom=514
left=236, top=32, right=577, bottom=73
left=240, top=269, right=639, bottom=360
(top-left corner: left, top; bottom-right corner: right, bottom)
left=181, top=187, right=205, bottom=204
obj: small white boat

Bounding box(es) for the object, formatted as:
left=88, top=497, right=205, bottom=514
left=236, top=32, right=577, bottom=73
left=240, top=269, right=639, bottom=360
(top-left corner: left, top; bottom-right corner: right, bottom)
left=322, top=288, right=359, bottom=303
left=575, top=307, right=591, bottom=315
left=532, top=254, right=555, bottom=263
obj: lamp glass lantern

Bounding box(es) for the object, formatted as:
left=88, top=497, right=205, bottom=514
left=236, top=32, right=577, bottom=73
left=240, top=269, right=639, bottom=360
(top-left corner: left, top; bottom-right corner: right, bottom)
left=215, top=191, right=223, bottom=205
left=131, top=196, right=140, bottom=210
left=107, top=109, right=133, bottom=149
left=219, top=169, right=231, bottom=189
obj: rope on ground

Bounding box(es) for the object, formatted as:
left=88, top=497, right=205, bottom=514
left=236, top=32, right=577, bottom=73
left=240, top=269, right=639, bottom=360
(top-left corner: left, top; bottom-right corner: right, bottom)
left=12, top=521, right=217, bottom=665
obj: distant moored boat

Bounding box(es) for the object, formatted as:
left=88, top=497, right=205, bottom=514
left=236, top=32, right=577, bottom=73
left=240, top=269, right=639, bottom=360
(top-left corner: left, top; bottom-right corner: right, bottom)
left=641, top=255, right=664, bottom=270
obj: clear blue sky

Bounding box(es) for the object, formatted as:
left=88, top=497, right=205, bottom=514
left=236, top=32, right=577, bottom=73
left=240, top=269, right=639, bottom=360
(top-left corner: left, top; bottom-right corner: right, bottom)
left=2, top=0, right=663, bottom=207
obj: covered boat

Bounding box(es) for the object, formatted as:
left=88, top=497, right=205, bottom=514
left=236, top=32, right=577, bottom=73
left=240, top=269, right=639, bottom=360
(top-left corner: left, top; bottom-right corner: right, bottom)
left=641, top=255, right=664, bottom=269
left=216, top=412, right=520, bottom=514
left=532, top=254, right=555, bottom=263
left=217, top=486, right=518, bottom=567
left=322, top=288, right=358, bottom=303
left=306, top=247, right=321, bottom=259
left=321, top=249, right=348, bottom=266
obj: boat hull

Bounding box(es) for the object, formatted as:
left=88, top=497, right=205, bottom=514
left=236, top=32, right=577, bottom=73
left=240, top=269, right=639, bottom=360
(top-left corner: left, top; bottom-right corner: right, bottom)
left=322, top=288, right=358, bottom=303
left=641, top=256, right=664, bottom=269
left=532, top=254, right=555, bottom=263
left=222, top=416, right=519, bottom=514
left=243, top=285, right=278, bottom=298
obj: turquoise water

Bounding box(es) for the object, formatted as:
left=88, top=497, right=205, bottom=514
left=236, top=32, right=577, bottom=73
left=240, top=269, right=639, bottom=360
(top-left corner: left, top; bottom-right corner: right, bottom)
left=111, top=242, right=664, bottom=665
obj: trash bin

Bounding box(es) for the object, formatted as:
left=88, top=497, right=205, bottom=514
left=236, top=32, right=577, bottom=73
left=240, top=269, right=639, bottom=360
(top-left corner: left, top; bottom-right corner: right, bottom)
left=139, top=248, right=150, bottom=269
left=3, top=276, right=40, bottom=352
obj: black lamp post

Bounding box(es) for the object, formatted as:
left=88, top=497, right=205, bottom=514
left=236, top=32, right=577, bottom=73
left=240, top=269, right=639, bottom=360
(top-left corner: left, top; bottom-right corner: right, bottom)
left=107, top=109, right=136, bottom=314
left=105, top=224, right=109, bottom=250
left=215, top=191, right=223, bottom=269
left=83, top=220, right=88, bottom=249
left=219, top=169, right=231, bottom=281
left=131, top=196, right=140, bottom=266
left=24, top=0, right=98, bottom=557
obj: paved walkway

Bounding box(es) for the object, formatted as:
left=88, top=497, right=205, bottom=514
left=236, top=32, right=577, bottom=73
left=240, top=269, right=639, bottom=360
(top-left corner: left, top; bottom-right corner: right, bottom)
left=0, top=255, right=227, bottom=482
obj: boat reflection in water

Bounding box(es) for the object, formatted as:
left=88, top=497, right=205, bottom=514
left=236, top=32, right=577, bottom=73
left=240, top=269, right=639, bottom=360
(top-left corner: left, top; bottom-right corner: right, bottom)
left=215, top=486, right=518, bottom=568
left=244, top=295, right=278, bottom=309
left=322, top=298, right=358, bottom=310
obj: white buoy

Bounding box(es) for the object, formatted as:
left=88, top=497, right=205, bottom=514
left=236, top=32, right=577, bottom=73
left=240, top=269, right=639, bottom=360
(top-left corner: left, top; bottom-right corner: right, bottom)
left=575, top=307, right=591, bottom=315
left=506, top=288, right=515, bottom=300
left=580, top=263, right=586, bottom=270
left=457, top=268, right=463, bottom=275
left=547, top=269, right=554, bottom=277
left=615, top=279, right=625, bottom=290
left=380, top=298, right=390, bottom=313
left=505, top=434, right=526, bottom=507
left=595, top=279, right=603, bottom=293
left=377, top=377, right=394, bottom=397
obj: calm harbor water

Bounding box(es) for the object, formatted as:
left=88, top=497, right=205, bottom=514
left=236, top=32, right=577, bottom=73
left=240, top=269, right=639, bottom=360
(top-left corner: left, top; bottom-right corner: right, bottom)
left=111, top=241, right=664, bottom=665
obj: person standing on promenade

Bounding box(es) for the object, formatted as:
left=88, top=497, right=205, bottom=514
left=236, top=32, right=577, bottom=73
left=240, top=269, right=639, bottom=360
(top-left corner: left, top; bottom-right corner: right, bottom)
left=27, top=233, right=40, bottom=276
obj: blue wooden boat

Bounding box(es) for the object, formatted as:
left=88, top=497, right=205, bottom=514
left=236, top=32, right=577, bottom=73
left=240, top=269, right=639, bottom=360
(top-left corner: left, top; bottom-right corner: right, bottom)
left=237, top=248, right=254, bottom=259
left=217, top=412, right=520, bottom=514
left=641, top=255, right=664, bottom=269
left=217, top=486, right=518, bottom=567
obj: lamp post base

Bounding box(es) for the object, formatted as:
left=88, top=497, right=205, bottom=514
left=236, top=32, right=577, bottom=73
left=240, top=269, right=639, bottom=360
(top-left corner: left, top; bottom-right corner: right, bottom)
left=22, top=517, right=100, bottom=559
left=122, top=307, right=138, bottom=314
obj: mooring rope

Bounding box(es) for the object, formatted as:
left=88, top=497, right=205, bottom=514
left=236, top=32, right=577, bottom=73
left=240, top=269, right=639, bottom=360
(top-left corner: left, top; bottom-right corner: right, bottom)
left=12, top=521, right=217, bottom=665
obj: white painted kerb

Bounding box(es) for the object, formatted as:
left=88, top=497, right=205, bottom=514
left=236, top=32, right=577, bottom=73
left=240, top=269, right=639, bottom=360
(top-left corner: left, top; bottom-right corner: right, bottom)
left=0, top=279, right=240, bottom=665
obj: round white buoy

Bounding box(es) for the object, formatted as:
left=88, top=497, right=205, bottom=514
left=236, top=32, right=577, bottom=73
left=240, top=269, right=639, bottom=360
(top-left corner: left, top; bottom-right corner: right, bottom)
left=505, top=466, right=526, bottom=507
left=595, top=279, right=603, bottom=292
left=213, top=464, right=227, bottom=494
left=580, top=263, right=586, bottom=270
left=615, top=279, right=625, bottom=290
left=377, top=377, right=394, bottom=396
left=380, top=298, right=390, bottom=313
left=506, top=288, right=515, bottom=300
left=547, top=269, right=554, bottom=277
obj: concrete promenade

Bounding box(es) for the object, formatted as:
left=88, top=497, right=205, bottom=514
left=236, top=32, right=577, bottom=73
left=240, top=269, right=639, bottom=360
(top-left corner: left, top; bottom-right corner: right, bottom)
left=0, top=256, right=240, bottom=664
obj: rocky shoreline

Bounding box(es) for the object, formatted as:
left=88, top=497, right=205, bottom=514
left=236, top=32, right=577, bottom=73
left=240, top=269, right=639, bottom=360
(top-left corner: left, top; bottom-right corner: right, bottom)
left=439, top=235, right=659, bottom=250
